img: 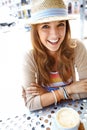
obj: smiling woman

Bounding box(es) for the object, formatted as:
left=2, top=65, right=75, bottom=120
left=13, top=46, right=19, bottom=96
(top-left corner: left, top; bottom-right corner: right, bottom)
left=21, top=0, right=87, bottom=112
left=37, top=21, right=66, bottom=52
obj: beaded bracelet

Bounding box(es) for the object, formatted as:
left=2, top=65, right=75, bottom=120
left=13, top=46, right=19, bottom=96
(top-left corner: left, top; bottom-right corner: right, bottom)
left=51, top=90, right=57, bottom=106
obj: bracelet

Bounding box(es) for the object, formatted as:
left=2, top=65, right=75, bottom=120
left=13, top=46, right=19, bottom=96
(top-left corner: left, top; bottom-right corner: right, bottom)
left=64, top=87, right=70, bottom=99
left=56, top=90, right=61, bottom=102
left=62, top=87, right=69, bottom=99
left=57, top=89, right=64, bottom=100
left=51, top=90, right=57, bottom=106
left=59, top=87, right=66, bottom=99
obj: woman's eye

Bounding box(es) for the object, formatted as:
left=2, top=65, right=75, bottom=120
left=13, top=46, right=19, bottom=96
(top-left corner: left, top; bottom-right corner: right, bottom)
left=42, top=25, right=49, bottom=29
left=58, top=23, right=65, bottom=27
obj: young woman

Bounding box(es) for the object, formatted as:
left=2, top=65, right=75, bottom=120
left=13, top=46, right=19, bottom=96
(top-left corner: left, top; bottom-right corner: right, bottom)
left=21, top=0, right=87, bottom=111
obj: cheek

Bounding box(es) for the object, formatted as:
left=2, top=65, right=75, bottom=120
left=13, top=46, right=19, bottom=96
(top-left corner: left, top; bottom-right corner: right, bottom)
left=39, top=32, right=43, bottom=40
left=38, top=31, right=47, bottom=42
left=63, top=30, right=66, bottom=37
left=63, top=28, right=66, bottom=35
left=59, top=28, right=66, bottom=37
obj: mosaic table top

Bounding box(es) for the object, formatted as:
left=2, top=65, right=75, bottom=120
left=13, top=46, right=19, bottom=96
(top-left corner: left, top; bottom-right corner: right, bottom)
left=0, top=99, right=87, bottom=130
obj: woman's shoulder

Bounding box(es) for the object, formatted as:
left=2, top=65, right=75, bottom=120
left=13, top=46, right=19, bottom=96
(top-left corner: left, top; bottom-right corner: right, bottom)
left=71, top=38, right=86, bottom=51
left=71, top=38, right=87, bottom=62
left=24, top=49, right=34, bottom=60
left=26, top=49, right=33, bottom=56
left=22, top=49, right=35, bottom=65
left=23, top=49, right=37, bottom=70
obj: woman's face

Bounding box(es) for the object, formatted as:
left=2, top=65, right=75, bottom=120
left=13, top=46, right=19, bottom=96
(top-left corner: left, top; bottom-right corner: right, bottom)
left=37, top=20, right=66, bottom=54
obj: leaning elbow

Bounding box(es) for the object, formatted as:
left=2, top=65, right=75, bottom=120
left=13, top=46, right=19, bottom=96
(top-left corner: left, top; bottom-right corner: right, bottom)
left=26, top=100, right=36, bottom=112
left=26, top=96, right=42, bottom=112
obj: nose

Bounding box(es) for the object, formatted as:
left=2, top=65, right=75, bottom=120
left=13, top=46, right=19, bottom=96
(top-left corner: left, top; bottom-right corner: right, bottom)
left=49, top=27, right=58, bottom=39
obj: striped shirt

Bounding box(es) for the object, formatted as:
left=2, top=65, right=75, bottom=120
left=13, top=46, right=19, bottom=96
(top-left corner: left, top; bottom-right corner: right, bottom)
left=43, top=71, right=73, bottom=91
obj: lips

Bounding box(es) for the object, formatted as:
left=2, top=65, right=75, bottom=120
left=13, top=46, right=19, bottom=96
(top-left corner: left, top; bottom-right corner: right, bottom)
left=47, top=39, right=59, bottom=44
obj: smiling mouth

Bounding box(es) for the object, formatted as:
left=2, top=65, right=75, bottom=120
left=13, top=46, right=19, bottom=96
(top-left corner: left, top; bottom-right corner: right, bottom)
left=47, top=39, right=60, bottom=44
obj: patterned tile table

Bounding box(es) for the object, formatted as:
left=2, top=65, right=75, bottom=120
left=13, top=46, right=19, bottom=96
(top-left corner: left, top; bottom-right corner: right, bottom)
left=0, top=99, right=87, bottom=130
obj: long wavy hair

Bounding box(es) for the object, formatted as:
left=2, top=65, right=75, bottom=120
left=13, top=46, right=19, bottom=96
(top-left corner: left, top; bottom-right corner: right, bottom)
left=30, top=20, right=76, bottom=86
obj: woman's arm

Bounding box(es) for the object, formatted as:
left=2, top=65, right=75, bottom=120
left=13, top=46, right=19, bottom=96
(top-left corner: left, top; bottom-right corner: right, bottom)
left=69, top=39, right=87, bottom=100
left=22, top=84, right=64, bottom=109
left=22, top=79, right=87, bottom=109
left=66, top=79, right=87, bottom=94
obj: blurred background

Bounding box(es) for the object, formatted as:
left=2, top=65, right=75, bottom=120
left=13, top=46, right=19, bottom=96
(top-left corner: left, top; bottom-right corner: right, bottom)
left=0, top=0, right=87, bottom=120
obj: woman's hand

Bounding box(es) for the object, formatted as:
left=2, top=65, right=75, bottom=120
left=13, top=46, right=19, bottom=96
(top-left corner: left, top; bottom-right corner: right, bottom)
left=22, top=83, right=47, bottom=101
left=66, top=79, right=87, bottom=94
left=26, top=83, right=47, bottom=96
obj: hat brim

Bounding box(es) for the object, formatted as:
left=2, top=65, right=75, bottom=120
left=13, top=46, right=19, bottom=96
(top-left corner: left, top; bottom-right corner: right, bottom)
left=28, top=15, right=78, bottom=25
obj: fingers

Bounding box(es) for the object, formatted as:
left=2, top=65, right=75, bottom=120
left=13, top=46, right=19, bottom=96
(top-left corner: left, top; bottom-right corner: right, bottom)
left=26, top=86, right=39, bottom=94
left=26, top=86, right=38, bottom=91
left=22, top=83, right=47, bottom=96
left=26, top=87, right=40, bottom=96
left=32, top=92, right=40, bottom=96
left=26, top=83, right=40, bottom=94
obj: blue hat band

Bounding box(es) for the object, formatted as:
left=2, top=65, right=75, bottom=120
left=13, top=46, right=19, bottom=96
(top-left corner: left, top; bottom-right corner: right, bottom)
left=31, top=8, right=68, bottom=22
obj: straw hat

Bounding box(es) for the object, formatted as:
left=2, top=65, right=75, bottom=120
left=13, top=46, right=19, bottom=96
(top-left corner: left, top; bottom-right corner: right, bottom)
left=29, top=0, right=76, bottom=24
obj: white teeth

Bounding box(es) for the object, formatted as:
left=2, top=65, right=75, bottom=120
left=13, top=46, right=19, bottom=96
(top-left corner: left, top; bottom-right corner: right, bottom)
left=49, top=39, right=58, bottom=43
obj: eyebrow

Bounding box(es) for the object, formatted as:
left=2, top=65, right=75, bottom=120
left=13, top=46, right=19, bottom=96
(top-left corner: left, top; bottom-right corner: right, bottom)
left=57, top=20, right=65, bottom=23
left=59, top=20, right=65, bottom=22
left=39, top=22, right=49, bottom=25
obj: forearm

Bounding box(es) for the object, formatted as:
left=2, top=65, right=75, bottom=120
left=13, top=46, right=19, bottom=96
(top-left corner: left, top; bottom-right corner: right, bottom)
left=65, top=79, right=87, bottom=100
left=26, top=94, right=43, bottom=111
left=40, top=92, right=56, bottom=107
left=40, top=90, right=64, bottom=107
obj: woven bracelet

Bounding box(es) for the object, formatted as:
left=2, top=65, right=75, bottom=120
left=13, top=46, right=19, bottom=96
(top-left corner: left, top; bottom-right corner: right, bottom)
left=51, top=90, right=57, bottom=106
